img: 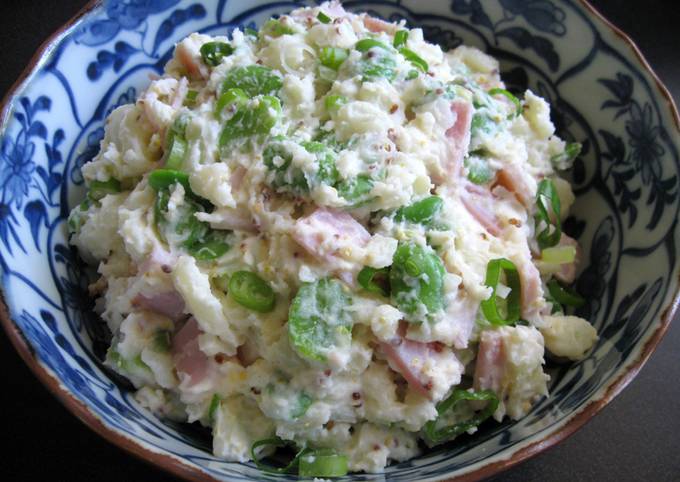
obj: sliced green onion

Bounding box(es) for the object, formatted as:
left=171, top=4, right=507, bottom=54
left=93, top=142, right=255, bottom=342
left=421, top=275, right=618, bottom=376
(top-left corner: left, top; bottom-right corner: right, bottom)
left=393, top=30, right=408, bottom=48
left=488, top=88, right=522, bottom=118
left=319, top=47, right=349, bottom=71
left=164, top=135, right=187, bottom=170
left=299, top=449, right=348, bottom=477
left=480, top=258, right=521, bottom=326
left=324, top=94, right=347, bottom=113
left=200, top=41, right=234, bottom=67
left=357, top=266, right=390, bottom=297
left=251, top=438, right=310, bottom=474
left=535, top=179, right=562, bottom=250
left=215, top=87, right=248, bottom=118
left=551, top=142, right=582, bottom=165
left=541, top=245, right=576, bottom=264
left=221, top=65, right=283, bottom=97
left=355, top=38, right=391, bottom=52
left=406, top=69, right=419, bottom=80
left=547, top=279, right=585, bottom=308
left=148, top=169, right=191, bottom=193
left=88, top=179, right=121, bottom=201
left=228, top=271, right=275, bottom=312
left=208, top=394, right=220, bottom=424
left=399, top=48, right=428, bottom=72
left=184, top=89, right=198, bottom=106
left=423, top=389, right=499, bottom=445
left=245, top=27, right=259, bottom=38
left=317, top=11, right=332, bottom=24
left=152, top=330, right=172, bottom=352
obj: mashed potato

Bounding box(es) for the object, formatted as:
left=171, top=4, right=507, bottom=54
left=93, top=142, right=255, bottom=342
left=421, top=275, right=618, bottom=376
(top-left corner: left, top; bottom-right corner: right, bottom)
left=69, top=2, right=597, bottom=475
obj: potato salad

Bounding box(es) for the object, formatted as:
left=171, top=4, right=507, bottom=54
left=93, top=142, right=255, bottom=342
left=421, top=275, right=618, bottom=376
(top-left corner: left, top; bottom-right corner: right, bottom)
left=69, top=1, right=598, bottom=476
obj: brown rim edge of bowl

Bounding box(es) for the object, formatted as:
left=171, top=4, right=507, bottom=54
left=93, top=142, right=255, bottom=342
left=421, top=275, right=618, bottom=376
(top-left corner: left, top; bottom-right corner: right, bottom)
left=0, top=2, right=678, bottom=482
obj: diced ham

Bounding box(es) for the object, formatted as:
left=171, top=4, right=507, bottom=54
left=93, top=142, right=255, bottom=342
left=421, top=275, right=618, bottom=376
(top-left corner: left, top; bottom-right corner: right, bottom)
left=363, top=16, right=397, bottom=34
left=461, top=183, right=502, bottom=237
left=132, top=291, right=186, bottom=322
left=324, top=1, right=348, bottom=18
left=230, top=166, right=247, bottom=192
left=137, top=244, right=177, bottom=275
left=494, top=164, right=534, bottom=208
left=172, top=318, right=210, bottom=387
left=195, top=208, right=258, bottom=233
left=437, top=100, right=473, bottom=184
left=171, top=77, right=188, bottom=110
left=517, top=257, right=542, bottom=321
left=473, top=330, right=506, bottom=394
left=176, top=42, right=207, bottom=80
left=291, top=2, right=347, bottom=21
left=553, top=234, right=581, bottom=284
left=380, top=324, right=436, bottom=399
left=292, top=208, right=371, bottom=268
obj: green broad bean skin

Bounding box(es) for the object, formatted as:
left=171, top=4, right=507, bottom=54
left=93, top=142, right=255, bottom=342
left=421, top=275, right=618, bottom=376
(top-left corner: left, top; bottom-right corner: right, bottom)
left=153, top=181, right=229, bottom=260
left=359, top=50, right=397, bottom=82
left=261, top=19, right=295, bottom=37
left=221, top=65, right=283, bottom=98
left=324, top=94, right=347, bottom=113
left=300, top=141, right=339, bottom=187
left=390, top=242, right=445, bottom=323
left=263, top=139, right=309, bottom=193
left=188, top=230, right=231, bottom=261
left=394, top=196, right=443, bottom=226
left=290, top=392, right=313, bottom=419
left=288, top=278, right=352, bottom=362
left=219, top=95, right=281, bottom=149
left=354, top=38, right=397, bottom=82
left=471, top=113, right=494, bottom=137
left=173, top=196, right=211, bottom=248
left=465, top=156, right=493, bottom=185
left=337, top=174, right=373, bottom=205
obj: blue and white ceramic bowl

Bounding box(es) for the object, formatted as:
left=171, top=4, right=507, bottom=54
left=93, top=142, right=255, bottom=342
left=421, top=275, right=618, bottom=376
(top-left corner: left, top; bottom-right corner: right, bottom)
left=1, top=1, right=678, bottom=480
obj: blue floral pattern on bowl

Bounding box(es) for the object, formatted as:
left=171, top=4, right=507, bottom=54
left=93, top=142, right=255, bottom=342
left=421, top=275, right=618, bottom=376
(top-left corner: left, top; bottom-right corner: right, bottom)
left=0, top=1, right=678, bottom=480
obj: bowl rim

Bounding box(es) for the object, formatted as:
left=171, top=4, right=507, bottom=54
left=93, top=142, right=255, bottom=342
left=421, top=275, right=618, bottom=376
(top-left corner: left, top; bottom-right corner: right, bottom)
left=0, top=1, right=678, bottom=481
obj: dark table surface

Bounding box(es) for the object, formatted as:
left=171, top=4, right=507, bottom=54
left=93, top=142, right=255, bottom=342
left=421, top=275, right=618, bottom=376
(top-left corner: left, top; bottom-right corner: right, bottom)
left=1, top=1, right=679, bottom=481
